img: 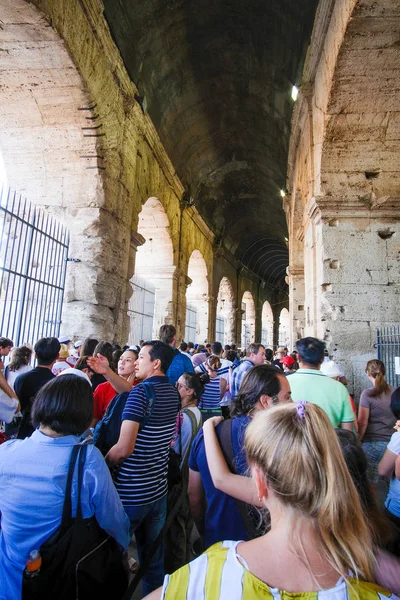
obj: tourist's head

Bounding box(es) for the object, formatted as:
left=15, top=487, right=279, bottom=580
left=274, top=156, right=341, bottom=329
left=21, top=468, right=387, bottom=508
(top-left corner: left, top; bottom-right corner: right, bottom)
left=247, top=343, right=266, bottom=365
left=180, top=342, right=188, bottom=352
left=137, top=340, right=174, bottom=379
left=365, top=359, right=389, bottom=396
left=8, top=344, right=32, bottom=371
left=211, top=341, right=223, bottom=357
left=117, top=349, right=138, bottom=379
left=390, top=387, right=400, bottom=419
left=159, top=324, right=177, bottom=346
left=58, top=344, right=70, bottom=360
left=93, top=341, right=114, bottom=368
left=176, top=372, right=205, bottom=405
left=34, top=337, right=61, bottom=366
left=296, top=337, right=325, bottom=367
left=205, top=354, right=221, bottom=376
left=74, top=355, right=95, bottom=380
left=32, top=374, right=93, bottom=435
left=265, top=348, right=273, bottom=362
left=81, top=338, right=99, bottom=357
left=245, top=402, right=373, bottom=580
left=0, top=337, right=13, bottom=357
left=231, top=365, right=291, bottom=417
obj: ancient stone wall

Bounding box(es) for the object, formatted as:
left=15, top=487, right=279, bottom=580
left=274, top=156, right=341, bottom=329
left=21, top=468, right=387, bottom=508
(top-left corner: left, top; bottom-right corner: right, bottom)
left=287, top=0, right=400, bottom=395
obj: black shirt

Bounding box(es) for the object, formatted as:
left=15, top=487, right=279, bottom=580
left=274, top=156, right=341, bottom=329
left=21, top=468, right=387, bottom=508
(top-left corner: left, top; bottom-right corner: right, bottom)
left=14, top=367, right=55, bottom=438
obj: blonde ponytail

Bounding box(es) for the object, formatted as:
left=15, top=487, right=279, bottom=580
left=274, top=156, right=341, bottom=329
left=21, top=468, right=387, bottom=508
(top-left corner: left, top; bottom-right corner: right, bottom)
left=245, top=403, right=375, bottom=581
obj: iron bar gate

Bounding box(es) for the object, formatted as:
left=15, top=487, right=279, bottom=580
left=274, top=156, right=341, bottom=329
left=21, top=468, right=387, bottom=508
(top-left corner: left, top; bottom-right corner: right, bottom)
left=376, top=326, right=400, bottom=388
left=0, top=187, right=69, bottom=347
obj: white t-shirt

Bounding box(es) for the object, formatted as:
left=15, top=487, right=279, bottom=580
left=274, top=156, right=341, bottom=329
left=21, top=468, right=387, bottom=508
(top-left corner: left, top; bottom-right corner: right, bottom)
left=52, top=360, right=71, bottom=376
left=385, top=431, right=400, bottom=517
left=5, top=364, right=32, bottom=391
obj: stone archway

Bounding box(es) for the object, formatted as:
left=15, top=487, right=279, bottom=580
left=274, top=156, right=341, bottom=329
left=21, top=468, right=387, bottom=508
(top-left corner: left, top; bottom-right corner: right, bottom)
left=216, top=277, right=235, bottom=345
left=278, top=308, right=290, bottom=348
left=133, top=197, right=175, bottom=340
left=241, top=291, right=255, bottom=348
left=261, top=301, right=274, bottom=348
left=186, top=250, right=209, bottom=343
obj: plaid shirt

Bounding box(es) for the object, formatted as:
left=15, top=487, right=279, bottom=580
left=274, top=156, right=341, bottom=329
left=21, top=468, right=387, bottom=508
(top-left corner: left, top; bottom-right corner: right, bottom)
left=230, top=359, right=254, bottom=399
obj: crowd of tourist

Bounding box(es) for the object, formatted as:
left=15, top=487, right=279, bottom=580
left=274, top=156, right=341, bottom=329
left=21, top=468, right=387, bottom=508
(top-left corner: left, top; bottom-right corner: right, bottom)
left=0, top=329, right=399, bottom=599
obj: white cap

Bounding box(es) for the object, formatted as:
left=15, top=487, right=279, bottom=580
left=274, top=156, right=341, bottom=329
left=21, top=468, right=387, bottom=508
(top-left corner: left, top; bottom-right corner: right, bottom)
left=59, top=335, right=71, bottom=344
left=74, top=340, right=83, bottom=349
left=56, top=367, right=92, bottom=385
left=321, top=360, right=342, bottom=378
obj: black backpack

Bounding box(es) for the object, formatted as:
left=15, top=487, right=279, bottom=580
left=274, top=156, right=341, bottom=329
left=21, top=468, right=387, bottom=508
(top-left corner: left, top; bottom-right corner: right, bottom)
left=93, top=382, right=156, bottom=456
left=22, top=444, right=127, bottom=600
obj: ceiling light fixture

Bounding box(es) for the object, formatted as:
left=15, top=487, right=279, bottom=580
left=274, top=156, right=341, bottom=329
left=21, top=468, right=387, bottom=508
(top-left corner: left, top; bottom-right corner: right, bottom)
left=280, top=189, right=286, bottom=198
left=291, top=85, right=299, bottom=101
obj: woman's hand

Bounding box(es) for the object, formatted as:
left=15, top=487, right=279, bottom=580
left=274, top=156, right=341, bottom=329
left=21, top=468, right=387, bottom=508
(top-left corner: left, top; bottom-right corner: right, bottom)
left=203, top=416, right=224, bottom=430
left=87, top=353, right=109, bottom=375
left=394, top=420, right=400, bottom=433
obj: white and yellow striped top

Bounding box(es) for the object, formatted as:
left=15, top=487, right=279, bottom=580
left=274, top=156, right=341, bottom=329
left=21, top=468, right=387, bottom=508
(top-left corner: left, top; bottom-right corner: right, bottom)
left=161, top=541, right=399, bottom=600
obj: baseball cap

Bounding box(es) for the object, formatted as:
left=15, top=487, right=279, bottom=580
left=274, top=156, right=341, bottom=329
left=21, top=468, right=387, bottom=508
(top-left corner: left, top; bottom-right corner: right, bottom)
left=59, top=335, right=71, bottom=344
left=281, top=355, right=295, bottom=367
left=321, top=360, right=342, bottom=378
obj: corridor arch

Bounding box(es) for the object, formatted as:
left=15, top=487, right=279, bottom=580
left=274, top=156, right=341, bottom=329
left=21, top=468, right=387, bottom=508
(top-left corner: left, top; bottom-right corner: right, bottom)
left=241, top=291, right=255, bottom=349
left=216, top=277, right=235, bottom=345
left=186, top=250, right=209, bottom=343
left=133, top=197, right=175, bottom=342
left=0, top=0, right=106, bottom=338
left=261, top=301, right=274, bottom=348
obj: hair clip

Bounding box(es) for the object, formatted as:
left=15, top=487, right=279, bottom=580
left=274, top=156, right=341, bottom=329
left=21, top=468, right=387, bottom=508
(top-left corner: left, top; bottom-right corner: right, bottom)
left=296, top=401, right=307, bottom=419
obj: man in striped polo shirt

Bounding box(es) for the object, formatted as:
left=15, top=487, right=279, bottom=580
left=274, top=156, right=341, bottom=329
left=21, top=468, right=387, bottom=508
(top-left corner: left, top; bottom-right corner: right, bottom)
left=106, top=340, right=180, bottom=595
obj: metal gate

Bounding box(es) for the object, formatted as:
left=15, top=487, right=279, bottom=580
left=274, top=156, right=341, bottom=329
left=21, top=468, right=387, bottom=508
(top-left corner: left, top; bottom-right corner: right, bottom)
left=215, top=314, right=225, bottom=344
left=376, top=326, right=400, bottom=387
left=128, top=275, right=155, bottom=344
left=0, top=187, right=69, bottom=346
left=185, top=304, right=197, bottom=343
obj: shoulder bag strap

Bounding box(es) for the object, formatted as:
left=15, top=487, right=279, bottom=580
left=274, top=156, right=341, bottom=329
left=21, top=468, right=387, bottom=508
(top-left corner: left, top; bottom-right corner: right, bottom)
left=139, top=381, right=157, bottom=430
left=61, top=445, right=81, bottom=527
left=181, top=408, right=199, bottom=466
left=218, top=419, right=260, bottom=539
left=76, top=443, right=88, bottom=520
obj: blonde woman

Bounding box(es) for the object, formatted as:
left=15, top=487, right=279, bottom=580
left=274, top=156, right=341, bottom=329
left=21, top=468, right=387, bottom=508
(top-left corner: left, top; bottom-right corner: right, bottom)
left=358, top=360, right=396, bottom=484
left=144, top=402, right=399, bottom=600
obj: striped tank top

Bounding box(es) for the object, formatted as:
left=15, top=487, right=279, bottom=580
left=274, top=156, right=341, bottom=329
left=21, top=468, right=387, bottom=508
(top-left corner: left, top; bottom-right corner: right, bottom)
left=199, top=376, right=221, bottom=410
left=161, top=540, right=399, bottom=600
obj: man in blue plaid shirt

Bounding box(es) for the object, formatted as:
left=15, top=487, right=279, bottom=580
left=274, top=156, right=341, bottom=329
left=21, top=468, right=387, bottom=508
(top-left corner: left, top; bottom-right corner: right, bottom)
left=230, top=343, right=266, bottom=399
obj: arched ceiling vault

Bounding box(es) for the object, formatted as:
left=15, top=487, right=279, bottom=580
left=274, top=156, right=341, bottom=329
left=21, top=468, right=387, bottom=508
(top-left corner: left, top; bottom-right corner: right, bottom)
left=103, top=0, right=319, bottom=289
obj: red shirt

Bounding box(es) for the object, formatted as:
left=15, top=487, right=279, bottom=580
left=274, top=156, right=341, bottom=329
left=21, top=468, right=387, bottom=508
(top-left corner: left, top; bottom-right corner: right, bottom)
left=93, top=379, right=142, bottom=421
left=93, top=382, right=117, bottom=421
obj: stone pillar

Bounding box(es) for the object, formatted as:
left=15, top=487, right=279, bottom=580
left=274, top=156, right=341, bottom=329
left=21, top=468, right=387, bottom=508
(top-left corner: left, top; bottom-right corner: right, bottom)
left=174, top=268, right=192, bottom=342
left=288, top=266, right=305, bottom=350
left=307, top=196, right=400, bottom=396
left=207, top=295, right=216, bottom=343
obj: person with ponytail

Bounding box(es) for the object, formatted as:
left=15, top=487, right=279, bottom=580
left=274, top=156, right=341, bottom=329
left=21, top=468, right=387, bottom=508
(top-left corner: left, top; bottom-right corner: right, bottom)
left=144, top=402, right=399, bottom=600
left=358, top=360, right=396, bottom=485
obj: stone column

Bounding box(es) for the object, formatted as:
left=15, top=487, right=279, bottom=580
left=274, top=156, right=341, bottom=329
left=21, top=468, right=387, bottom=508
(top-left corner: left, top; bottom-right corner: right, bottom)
left=307, top=196, right=400, bottom=396
left=173, top=268, right=192, bottom=342
left=207, top=295, right=216, bottom=343
left=288, top=266, right=305, bottom=350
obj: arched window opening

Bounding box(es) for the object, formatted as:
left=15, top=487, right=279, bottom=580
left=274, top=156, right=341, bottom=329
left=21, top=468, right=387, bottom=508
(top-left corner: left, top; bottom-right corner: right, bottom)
left=278, top=308, right=290, bottom=348
left=131, top=197, right=175, bottom=343
left=216, top=277, right=235, bottom=345
left=241, top=291, right=255, bottom=349
left=186, top=250, right=209, bottom=343
left=261, top=301, right=274, bottom=348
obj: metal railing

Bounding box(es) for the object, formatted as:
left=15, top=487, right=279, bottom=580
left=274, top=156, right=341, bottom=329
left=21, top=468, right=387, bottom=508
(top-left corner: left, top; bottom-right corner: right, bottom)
left=376, top=326, right=400, bottom=388
left=0, top=187, right=69, bottom=347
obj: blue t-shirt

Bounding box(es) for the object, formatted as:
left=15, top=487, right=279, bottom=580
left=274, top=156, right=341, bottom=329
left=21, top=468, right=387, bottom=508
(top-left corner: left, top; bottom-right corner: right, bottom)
left=188, top=415, right=251, bottom=549
left=166, top=350, right=194, bottom=385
